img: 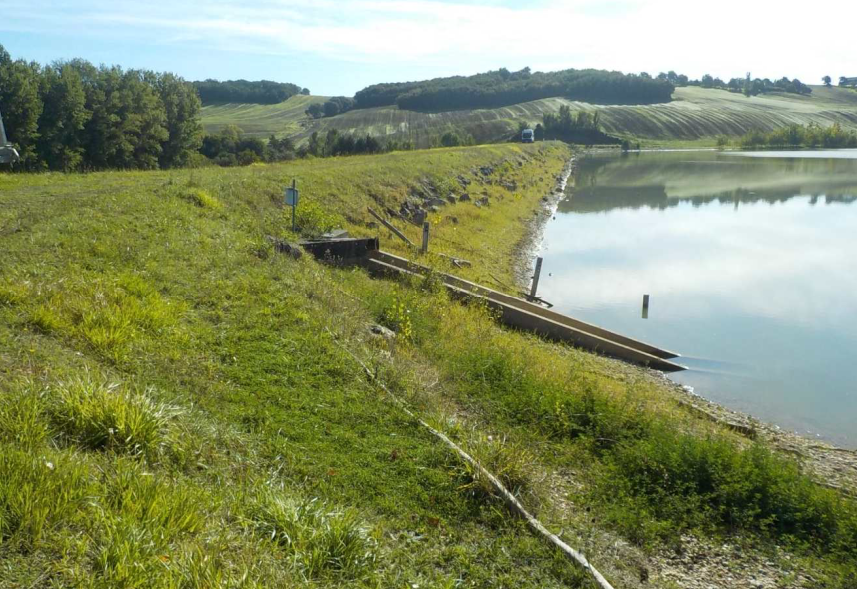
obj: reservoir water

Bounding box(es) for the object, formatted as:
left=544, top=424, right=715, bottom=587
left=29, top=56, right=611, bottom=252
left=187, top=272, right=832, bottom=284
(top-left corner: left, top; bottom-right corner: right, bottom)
left=538, top=150, right=857, bottom=447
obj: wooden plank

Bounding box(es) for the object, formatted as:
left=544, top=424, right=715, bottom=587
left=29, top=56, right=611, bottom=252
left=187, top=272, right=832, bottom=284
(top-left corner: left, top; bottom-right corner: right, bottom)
left=366, top=257, right=685, bottom=372
left=370, top=250, right=681, bottom=361
left=367, top=207, right=415, bottom=247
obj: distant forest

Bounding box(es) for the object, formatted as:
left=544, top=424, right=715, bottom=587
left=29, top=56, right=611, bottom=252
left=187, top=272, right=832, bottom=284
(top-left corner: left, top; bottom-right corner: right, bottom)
left=0, top=44, right=203, bottom=171
left=352, top=67, right=675, bottom=112
left=193, top=79, right=309, bottom=105
left=657, top=71, right=812, bottom=97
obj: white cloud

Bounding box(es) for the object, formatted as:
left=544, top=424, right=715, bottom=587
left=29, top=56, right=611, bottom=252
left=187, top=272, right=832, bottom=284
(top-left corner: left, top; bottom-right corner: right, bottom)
left=4, top=0, right=857, bottom=81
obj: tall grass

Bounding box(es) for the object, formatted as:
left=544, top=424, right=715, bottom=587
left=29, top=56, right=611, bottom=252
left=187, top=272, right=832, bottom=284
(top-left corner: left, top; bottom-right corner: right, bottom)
left=246, top=490, right=376, bottom=581
left=378, top=276, right=857, bottom=562
left=601, top=426, right=857, bottom=553
left=0, top=380, right=50, bottom=450
left=48, top=376, right=178, bottom=458
left=0, top=447, right=92, bottom=548
left=24, top=273, right=184, bottom=364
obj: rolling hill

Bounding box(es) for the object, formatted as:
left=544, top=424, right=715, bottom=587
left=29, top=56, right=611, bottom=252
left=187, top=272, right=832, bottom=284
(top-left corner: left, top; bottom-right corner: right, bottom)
left=200, top=94, right=328, bottom=138
left=203, top=86, right=857, bottom=147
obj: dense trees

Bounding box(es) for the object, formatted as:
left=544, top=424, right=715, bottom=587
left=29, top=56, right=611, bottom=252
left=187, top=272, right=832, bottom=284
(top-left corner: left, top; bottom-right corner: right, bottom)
left=158, top=73, right=205, bottom=168
left=305, top=97, right=356, bottom=119
left=354, top=67, right=674, bottom=112
left=541, top=105, right=618, bottom=145
left=193, top=79, right=303, bottom=105
left=199, top=126, right=405, bottom=166
left=439, top=129, right=474, bottom=147
left=0, top=47, right=43, bottom=166
left=299, top=129, right=386, bottom=157
left=0, top=45, right=202, bottom=171
left=739, top=122, right=857, bottom=148
left=658, top=71, right=813, bottom=97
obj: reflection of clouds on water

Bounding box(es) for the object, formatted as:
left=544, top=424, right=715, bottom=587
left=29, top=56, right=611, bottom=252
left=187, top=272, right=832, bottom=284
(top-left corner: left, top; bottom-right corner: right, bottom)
left=541, top=150, right=857, bottom=446
left=543, top=197, right=857, bottom=328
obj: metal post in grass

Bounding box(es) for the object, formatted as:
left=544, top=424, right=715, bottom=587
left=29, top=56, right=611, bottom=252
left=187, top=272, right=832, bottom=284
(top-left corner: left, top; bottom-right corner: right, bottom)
left=642, top=294, right=650, bottom=319
left=285, top=179, right=299, bottom=232
left=530, top=257, right=543, bottom=299
left=422, top=221, right=430, bottom=253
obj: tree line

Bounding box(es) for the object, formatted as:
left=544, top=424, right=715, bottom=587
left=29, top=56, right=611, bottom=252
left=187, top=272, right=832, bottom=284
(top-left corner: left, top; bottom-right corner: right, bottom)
left=655, top=71, right=812, bottom=97
left=193, top=79, right=308, bottom=105
left=199, top=125, right=415, bottom=165
left=305, top=96, right=355, bottom=119
left=353, top=67, right=675, bottom=112
left=0, top=45, right=203, bottom=171
left=738, top=123, right=857, bottom=149
left=514, top=106, right=619, bottom=145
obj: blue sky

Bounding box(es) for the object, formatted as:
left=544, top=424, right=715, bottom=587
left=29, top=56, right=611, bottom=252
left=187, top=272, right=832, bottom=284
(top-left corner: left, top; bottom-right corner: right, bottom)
left=2, top=0, right=855, bottom=96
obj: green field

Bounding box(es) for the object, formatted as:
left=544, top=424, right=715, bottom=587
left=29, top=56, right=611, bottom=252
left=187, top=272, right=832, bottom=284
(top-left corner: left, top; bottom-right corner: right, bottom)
left=205, top=86, right=857, bottom=147
left=2, top=144, right=856, bottom=587
left=200, top=94, right=328, bottom=138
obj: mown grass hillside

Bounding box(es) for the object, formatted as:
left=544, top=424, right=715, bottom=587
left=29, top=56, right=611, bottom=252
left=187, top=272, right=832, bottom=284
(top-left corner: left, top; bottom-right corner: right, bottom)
left=219, top=86, right=857, bottom=148
left=201, top=94, right=328, bottom=138
left=2, top=143, right=856, bottom=588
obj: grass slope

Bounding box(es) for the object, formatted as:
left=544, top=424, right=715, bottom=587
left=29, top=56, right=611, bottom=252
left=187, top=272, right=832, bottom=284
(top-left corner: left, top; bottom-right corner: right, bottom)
left=0, top=144, right=592, bottom=588
left=2, top=144, right=856, bottom=588
left=201, top=94, right=329, bottom=138
left=271, top=86, right=857, bottom=147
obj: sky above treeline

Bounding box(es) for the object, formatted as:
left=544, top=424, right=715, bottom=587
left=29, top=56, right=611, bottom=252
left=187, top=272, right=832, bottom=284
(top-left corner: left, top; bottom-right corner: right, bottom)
left=3, top=0, right=855, bottom=97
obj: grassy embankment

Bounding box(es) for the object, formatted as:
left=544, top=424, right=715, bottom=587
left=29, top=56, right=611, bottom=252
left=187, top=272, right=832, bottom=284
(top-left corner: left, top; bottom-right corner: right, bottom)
left=2, top=142, right=856, bottom=588
left=203, top=86, right=857, bottom=149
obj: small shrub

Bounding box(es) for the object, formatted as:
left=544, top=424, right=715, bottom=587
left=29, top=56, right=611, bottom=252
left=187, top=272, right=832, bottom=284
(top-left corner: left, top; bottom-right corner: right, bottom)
left=292, top=198, right=344, bottom=237
left=48, top=376, right=178, bottom=458
left=246, top=491, right=376, bottom=580
left=180, top=187, right=222, bottom=210
left=381, top=296, right=413, bottom=342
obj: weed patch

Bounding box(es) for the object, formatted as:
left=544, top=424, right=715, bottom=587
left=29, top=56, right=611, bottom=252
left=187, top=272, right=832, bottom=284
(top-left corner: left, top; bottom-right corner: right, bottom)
left=599, top=426, right=857, bottom=557
left=246, top=490, right=377, bottom=581
left=0, top=380, right=50, bottom=450
left=48, top=376, right=178, bottom=458
left=0, top=447, right=92, bottom=549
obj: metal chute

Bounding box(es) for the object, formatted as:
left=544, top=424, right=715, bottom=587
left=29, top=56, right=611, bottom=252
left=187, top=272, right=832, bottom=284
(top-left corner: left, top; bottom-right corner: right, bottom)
left=0, top=108, right=20, bottom=165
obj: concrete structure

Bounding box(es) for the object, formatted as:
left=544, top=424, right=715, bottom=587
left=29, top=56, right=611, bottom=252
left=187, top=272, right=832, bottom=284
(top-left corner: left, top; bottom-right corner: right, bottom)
left=365, top=251, right=684, bottom=372
left=292, top=237, right=684, bottom=371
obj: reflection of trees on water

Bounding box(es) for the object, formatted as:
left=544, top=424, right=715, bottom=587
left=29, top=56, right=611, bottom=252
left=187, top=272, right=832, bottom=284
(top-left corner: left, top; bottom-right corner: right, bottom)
left=562, top=153, right=857, bottom=213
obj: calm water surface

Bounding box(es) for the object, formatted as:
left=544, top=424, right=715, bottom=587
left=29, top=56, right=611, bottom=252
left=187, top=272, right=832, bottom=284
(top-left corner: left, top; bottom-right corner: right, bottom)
left=538, top=150, right=857, bottom=447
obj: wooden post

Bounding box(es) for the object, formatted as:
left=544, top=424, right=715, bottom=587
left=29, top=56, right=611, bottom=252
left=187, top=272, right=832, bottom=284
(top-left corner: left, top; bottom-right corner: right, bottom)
left=421, top=221, right=430, bottom=253
left=642, top=294, right=650, bottom=319
left=291, top=179, right=297, bottom=232
left=530, top=257, right=543, bottom=299
left=367, top=207, right=415, bottom=247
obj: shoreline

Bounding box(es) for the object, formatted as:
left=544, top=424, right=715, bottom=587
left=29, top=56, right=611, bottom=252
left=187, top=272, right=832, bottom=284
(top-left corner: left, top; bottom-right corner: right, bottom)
left=511, top=153, right=577, bottom=290
left=514, top=149, right=857, bottom=496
